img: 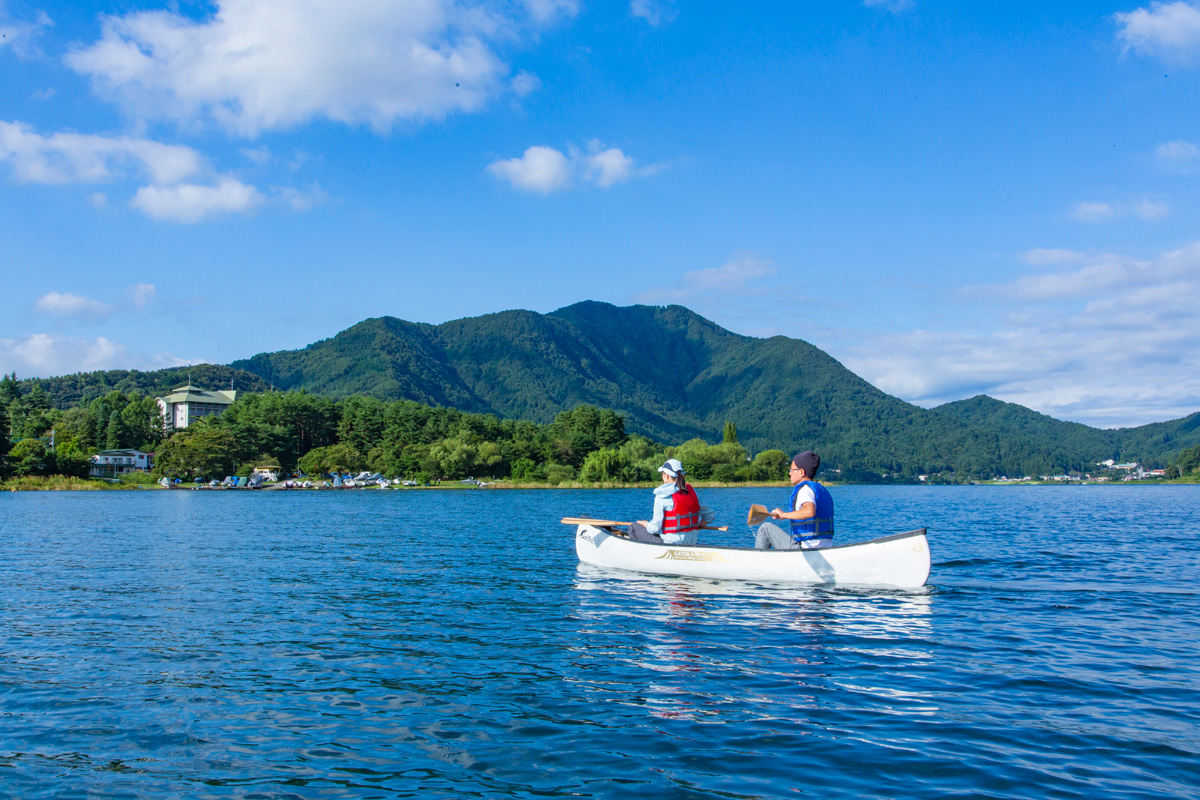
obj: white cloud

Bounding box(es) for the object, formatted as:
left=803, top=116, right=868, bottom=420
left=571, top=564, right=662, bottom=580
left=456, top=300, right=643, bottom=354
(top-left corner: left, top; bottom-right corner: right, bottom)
left=130, top=178, right=265, bottom=222
left=128, top=283, right=158, bottom=309
left=1133, top=198, right=1170, bottom=219
left=64, top=0, right=562, bottom=136
left=1158, top=139, right=1200, bottom=160
left=34, top=291, right=113, bottom=320
left=584, top=146, right=635, bottom=187
left=511, top=71, right=542, bottom=97
left=0, top=120, right=282, bottom=222
left=275, top=182, right=329, bottom=210
left=31, top=283, right=163, bottom=321
left=521, top=0, right=579, bottom=23
left=0, top=9, right=51, bottom=58
left=0, top=333, right=197, bottom=379
left=487, top=145, right=571, bottom=193
left=842, top=242, right=1200, bottom=427
left=1115, top=2, right=1200, bottom=64
left=864, top=0, right=914, bottom=11
left=1071, top=201, right=1116, bottom=222
left=1020, top=248, right=1087, bottom=266
left=239, top=146, right=272, bottom=165
left=488, top=140, right=659, bottom=193
left=634, top=253, right=779, bottom=305
left=630, top=0, right=678, bottom=26
left=1070, top=197, right=1169, bottom=222
left=0, top=121, right=204, bottom=185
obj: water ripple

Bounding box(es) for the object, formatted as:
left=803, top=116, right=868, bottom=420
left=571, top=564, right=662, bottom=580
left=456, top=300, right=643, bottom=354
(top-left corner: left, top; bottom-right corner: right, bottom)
left=1, top=487, right=1198, bottom=798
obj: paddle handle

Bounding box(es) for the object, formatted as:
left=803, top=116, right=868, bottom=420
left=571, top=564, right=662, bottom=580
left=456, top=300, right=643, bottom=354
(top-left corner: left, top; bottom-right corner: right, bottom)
left=560, top=517, right=729, bottom=532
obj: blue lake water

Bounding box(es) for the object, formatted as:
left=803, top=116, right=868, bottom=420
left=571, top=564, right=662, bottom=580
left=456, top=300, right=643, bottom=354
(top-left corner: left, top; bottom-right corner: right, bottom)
left=2, top=486, right=1199, bottom=799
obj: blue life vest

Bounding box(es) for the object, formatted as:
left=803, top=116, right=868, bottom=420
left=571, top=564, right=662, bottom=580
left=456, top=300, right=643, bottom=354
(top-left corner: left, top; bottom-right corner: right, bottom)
left=789, top=480, right=834, bottom=545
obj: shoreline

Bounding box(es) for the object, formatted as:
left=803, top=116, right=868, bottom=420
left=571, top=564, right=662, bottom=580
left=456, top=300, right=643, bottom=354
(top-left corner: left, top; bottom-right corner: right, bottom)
left=5, top=476, right=1199, bottom=492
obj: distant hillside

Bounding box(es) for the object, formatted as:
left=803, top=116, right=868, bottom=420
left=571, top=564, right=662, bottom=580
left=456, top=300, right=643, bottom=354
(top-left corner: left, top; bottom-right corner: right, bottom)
left=26, top=365, right=270, bottom=407
left=20, top=302, right=1200, bottom=475
left=220, top=301, right=1200, bottom=473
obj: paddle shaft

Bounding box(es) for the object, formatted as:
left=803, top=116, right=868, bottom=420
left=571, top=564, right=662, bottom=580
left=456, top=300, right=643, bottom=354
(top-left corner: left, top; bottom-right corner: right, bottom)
left=560, top=517, right=728, bottom=532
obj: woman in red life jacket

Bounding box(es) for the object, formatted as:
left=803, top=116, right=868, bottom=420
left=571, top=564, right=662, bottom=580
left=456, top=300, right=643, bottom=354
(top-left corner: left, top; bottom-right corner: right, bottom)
left=628, top=459, right=709, bottom=545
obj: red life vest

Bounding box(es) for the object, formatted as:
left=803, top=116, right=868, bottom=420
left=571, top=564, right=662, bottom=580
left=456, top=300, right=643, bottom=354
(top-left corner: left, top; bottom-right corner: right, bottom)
left=662, top=484, right=702, bottom=534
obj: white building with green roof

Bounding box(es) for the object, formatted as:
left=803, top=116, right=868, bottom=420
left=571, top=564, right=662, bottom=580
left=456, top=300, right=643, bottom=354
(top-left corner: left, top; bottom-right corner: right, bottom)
left=156, top=385, right=237, bottom=430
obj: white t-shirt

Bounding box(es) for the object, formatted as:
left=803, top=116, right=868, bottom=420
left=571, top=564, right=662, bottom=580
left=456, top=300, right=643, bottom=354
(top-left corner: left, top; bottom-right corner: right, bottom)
left=793, top=483, right=816, bottom=512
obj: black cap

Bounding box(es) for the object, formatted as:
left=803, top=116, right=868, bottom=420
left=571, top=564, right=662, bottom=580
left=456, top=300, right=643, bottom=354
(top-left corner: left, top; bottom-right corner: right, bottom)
left=793, top=451, right=820, bottom=476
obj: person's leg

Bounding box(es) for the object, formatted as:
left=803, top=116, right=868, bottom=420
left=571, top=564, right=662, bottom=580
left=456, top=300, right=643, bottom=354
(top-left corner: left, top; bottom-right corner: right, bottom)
left=754, top=521, right=797, bottom=550
left=627, top=522, right=663, bottom=543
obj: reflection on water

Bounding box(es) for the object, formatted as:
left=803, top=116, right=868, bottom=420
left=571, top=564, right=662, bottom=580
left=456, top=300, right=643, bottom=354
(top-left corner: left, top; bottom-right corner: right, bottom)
left=571, top=565, right=938, bottom=724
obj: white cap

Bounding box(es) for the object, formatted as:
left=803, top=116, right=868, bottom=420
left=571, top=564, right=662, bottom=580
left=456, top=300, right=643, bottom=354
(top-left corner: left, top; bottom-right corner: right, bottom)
left=658, top=458, right=684, bottom=477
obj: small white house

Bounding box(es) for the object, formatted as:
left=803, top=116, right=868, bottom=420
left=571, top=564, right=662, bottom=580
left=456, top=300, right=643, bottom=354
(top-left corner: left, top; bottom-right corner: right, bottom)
left=156, top=385, right=237, bottom=431
left=91, top=449, right=154, bottom=477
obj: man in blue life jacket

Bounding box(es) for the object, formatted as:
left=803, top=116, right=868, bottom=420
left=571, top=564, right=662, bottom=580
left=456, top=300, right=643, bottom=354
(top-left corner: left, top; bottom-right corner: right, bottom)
left=754, top=450, right=834, bottom=550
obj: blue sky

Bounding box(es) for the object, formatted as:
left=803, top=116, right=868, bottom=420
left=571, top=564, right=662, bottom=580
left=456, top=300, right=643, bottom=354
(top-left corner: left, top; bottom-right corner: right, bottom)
left=1, top=0, right=1198, bottom=428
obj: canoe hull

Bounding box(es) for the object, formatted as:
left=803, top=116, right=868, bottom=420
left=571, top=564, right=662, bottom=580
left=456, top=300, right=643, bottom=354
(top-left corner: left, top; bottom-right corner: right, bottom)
left=574, top=525, right=931, bottom=588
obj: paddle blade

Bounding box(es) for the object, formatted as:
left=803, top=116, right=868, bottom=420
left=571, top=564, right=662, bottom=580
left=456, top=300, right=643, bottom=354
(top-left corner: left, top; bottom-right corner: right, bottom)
left=746, top=504, right=770, bottom=526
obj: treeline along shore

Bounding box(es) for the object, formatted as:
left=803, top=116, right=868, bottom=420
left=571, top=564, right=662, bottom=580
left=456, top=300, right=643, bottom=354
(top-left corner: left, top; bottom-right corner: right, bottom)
left=4, top=372, right=1200, bottom=488
left=0, top=375, right=795, bottom=486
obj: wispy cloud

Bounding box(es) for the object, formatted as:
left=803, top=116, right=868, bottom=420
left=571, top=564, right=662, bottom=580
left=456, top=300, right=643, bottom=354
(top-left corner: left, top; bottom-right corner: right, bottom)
left=0, top=333, right=198, bottom=379
left=864, top=0, right=914, bottom=12
left=31, top=283, right=163, bottom=322
left=1069, top=197, right=1169, bottom=222
left=1158, top=139, right=1200, bottom=160
left=0, top=121, right=203, bottom=185
left=488, top=140, right=661, bottom=193
left=0, top=121, right=328, bottom=223
left=0, top=8, right=51, bottom=59
left=633, top=253, right=780, bottom=307
left=630, top=0, right=678, bottom=26
left=1114, top=1, right=1200, bottom=65
left=841, top=242, right=1200, bottom=427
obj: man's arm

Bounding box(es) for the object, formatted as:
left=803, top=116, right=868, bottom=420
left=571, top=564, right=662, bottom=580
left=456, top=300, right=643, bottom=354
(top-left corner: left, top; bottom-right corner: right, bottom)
left=770, top=502, right=815, bottom=521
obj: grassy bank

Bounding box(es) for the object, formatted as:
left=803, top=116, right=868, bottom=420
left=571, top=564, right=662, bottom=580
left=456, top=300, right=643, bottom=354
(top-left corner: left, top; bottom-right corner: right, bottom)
left=2, top=473, right=165, bottom=491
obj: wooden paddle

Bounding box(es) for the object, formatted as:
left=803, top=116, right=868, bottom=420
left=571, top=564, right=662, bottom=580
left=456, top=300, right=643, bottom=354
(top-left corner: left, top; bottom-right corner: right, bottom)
left=560, top=517, right=729, bottom=532
left=746, top=504, right=772, bottom=526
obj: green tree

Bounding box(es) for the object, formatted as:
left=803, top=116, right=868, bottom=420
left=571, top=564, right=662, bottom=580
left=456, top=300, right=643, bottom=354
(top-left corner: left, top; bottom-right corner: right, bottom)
left=54, top=440, right=93, bottom=479
left=1175, top=444, right=1200, bottom=476
left=722, top=420, right=738, bottom=444
left=10, top=439, right=50, bottom=477
left=297, top=443, right=366, bottom=476
left=105, top=411, right=122, bottom=450
left=0, top=403, right=10, bottom=478
left=154, top=423, right=238, bottom=480
left=749, top=449, right=790, bottom=482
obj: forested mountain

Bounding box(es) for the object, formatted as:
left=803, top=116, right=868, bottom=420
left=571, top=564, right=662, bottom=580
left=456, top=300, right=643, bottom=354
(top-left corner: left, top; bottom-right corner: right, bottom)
left=28, top=364, right=270, bottom=407
left=19, top=301, right=1200, bottom=475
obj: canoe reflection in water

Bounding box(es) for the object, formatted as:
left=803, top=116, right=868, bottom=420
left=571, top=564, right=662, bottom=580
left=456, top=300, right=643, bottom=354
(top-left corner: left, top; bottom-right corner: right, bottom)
left=570, top=567, right=936, bottom=723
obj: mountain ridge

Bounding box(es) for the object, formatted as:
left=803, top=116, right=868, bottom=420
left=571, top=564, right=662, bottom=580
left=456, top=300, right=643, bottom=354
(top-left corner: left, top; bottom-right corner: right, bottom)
left=20, top=302, right=1200, bottom=473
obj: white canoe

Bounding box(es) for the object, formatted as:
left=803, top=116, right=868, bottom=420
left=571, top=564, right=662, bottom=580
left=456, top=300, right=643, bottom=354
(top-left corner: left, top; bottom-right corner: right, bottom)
left=574, top=525, right=931, bottom=588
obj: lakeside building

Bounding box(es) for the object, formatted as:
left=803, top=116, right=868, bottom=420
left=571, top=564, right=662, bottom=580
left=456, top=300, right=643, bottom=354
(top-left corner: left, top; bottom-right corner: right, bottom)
left=91, top=449, right=153, bottom=477
left=156, top=385, right=238, bottom=431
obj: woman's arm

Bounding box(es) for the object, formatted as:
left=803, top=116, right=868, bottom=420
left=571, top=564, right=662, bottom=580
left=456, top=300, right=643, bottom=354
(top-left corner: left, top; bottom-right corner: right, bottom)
left=643, top=490, right=674, bottom=534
